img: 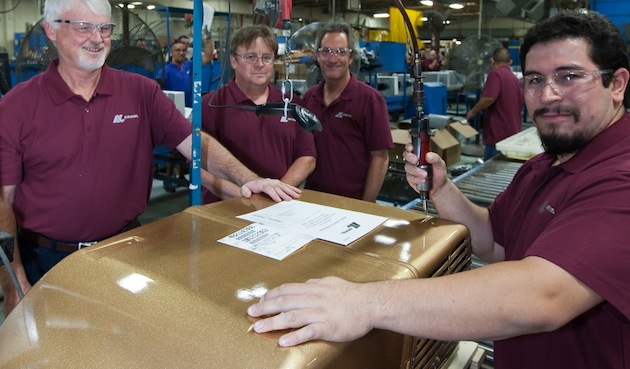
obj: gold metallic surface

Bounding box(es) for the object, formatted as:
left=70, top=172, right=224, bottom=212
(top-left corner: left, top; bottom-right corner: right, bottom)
left=0, top=190, right=469, bottom=368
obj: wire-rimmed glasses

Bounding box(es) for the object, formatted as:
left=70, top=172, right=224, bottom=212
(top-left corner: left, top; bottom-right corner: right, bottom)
left=233, top=53, right=274, bottom=65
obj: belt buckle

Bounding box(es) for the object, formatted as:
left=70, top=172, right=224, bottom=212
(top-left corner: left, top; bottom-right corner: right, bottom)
left=78, top=241, right=97, bottom=249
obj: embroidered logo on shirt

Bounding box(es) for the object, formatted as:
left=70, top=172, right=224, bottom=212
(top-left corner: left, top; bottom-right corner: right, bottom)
left=538, top=200, right=556, bottom=215
left=335, top=112, right=352, bottom=119
left=112, top=114, right=140, bottom=124
left=280, top=116, right=297, bottom=123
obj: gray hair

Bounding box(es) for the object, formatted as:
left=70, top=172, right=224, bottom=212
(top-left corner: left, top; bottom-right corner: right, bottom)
left=44, top=0, right=112, bottom=27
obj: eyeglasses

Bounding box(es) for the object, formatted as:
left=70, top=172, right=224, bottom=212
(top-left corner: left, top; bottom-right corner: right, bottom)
left=54, top=19, right=116, bottom=38
left=317, top=47, right=353, bottom=59
left=522, top=69, right=613, bottom=97
left=233, top=53, right=274, bottom=65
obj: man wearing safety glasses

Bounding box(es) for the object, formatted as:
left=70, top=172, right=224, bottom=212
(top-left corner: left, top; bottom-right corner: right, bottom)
left=200, top=25, right=316, bottom=203
left=249, top=10, right=630, bottom=368
left=0, top=0, right=301, bottom=317
left=302, top=21, right=394, bottom=202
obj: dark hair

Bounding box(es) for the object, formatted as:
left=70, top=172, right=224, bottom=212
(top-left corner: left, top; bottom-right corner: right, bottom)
left=520, top=9, right=630, bottom=107
left=229, top=25, right=278, bottom=56
left=315, top=20, right=359, bottom=62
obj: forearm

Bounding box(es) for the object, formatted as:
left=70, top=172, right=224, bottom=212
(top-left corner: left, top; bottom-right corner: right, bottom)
left=367, top=257, right=599, bottom=341
left=280, top=156, right=316, bottom=187
left=430, top=179, right=500, bottom=261
left=1, top=187, right=30, bottom=315
left=196, top=133, right=259, bottom=186
left=468, top=97, right=495, bottom=117
left=361, top=151, right=389, bottom=202
left=201, top=170, right=242, bottom=200
left=0, top=199, right=18, bottom=290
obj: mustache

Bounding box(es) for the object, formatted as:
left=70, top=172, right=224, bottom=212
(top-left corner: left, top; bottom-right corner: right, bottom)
left=532, top=105, right=580, bottom=122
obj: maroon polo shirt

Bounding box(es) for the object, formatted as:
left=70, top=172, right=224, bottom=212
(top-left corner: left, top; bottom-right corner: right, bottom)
left=0, top=59, right=191, bottom=241
left=303, top=73, right=394, bottom=199
left=201, top=79, right=316, bottom=203
left=480, top=65, right=524, bottom=145
left=488, top=113, right=630, bottom=368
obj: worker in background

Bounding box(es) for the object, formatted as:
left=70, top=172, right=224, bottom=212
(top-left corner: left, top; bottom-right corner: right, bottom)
left=157, top=38, right=216, bottom=193
left=303, top=20, right=393, bottom=202
left=422, top=49, right=442, bottom=71
left=201, top=25, right=316, bottom=202
left=176, top=34, right=192, bottom=60
left=0, top=0, right=301, bottom=317
left=466, top=47, right=524, bottom=161
left=247, top=10, right=630, bottom=368
left=157, top=39, right=214, bottom=107
left=176, top=35, right=190, bottom=50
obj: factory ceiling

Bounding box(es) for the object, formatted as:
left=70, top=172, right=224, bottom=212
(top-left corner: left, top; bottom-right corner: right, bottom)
left=291, top=0, right=590, bottom=27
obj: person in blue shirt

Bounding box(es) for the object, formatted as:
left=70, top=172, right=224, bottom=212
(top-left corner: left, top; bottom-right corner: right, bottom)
left=158, top=40, right=214, bottom=107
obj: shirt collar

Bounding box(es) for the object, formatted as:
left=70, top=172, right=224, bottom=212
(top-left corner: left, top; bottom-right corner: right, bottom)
left=226, top=78, right=278, bottom=105
left=44, top=58, right=114, bottom=104
left=313, top=72, right=357, bottom=102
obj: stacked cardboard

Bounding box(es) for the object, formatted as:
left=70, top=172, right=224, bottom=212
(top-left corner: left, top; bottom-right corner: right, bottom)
left=390, top=120, right=478, bottom=167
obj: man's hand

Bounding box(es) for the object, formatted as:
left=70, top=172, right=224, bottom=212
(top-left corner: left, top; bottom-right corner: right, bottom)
left=2, top=268, right=31, bottom=317
left=241, top=179, right=301, bottom=202
left=403, top=148, right=449, bottom=197
left=247, top=276, right=373, bottom=347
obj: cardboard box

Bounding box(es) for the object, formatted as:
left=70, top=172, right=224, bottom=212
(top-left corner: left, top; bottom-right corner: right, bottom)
left=274, top=62, right=308, bottom=80
left=390, top=123, right=467, bottom=167
left=431, top=128, right=461, bottom=167
left=447, top=121, right=478, bottom=141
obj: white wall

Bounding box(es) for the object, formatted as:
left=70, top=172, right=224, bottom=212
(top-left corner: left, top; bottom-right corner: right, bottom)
left=1, top=0, right=42, bottom=58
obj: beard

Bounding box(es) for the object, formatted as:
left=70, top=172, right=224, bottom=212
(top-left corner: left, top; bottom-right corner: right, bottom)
left=538, top=129, right=591, bottom=156
left=533, top=105, right=590, bottom=156
left=77, top=42, right=107, bottom=71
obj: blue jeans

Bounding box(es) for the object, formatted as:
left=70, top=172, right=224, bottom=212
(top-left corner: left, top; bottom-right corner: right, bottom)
left=484, top=145, right=500, bottom=162
left=18, top=234, right=73, bottom=285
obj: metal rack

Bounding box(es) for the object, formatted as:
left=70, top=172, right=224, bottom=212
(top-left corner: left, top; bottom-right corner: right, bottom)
left=403, top=157, right=523, bottom=214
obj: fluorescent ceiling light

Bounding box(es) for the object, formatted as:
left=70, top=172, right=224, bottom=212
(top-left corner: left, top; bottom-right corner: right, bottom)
left=421, top=16, right=428, bottom=21
left=373, top=12, right=390, bottom=18
left=420, top=0, right=433, bottom=5
left=131, top=1, right=143, bottom=4
left=147, top=5, right=155, bottom=9
left=449, top=3, right=464, bottom=9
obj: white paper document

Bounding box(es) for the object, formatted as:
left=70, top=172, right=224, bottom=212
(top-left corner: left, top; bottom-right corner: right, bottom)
left=237, top=201, right=387, bottom=246
left=217, top=223, right=314, bottom=260
left=218, top=200, right=388, bottom=260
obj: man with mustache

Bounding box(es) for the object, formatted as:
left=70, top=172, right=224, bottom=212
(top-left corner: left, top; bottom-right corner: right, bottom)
left=465, top=47, right=524, bottom=161
left=247, top=10, right=630, bottom=368
left=302, top=21, right=394, bottom=202
left=0, top=0, right=301, bottom=317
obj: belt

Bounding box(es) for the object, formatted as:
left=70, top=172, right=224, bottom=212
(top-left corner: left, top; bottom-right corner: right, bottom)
left=19, top=219, right=139, bottom=253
